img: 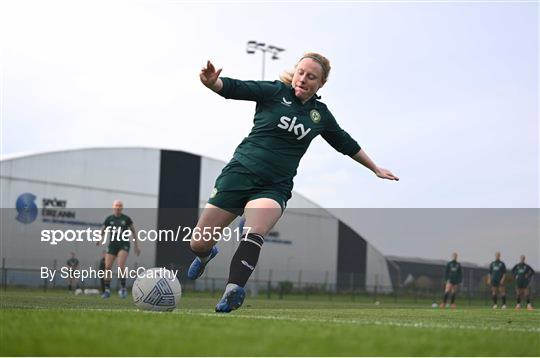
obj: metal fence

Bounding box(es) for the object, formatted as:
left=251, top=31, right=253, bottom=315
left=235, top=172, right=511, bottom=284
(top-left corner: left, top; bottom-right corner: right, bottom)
left=2, top=260, right=536, bottom=306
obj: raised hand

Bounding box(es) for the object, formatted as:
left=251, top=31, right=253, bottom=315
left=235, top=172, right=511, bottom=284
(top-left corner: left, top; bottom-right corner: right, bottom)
left=200, top=60, right=222, bottom=89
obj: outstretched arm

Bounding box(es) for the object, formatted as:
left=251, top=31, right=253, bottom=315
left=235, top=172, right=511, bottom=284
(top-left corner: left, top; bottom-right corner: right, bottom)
left=200, top=60, right=223, bottom=92
left=351, top=149, right=399, bottom=181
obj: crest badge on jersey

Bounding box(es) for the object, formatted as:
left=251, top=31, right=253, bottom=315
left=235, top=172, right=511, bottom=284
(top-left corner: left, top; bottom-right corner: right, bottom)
left=211, top=187, right=218, bottom=198
left=310, top=109, right=321, bottom=124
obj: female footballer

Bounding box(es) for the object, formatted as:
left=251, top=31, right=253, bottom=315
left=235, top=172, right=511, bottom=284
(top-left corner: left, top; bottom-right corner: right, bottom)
left=98, top=200, right=141, bottom=299
left=188, top=53, right=399, bottom=313
left=512, top=255, right=534, bottom=310
left=440, top=252, right=462, bottom=308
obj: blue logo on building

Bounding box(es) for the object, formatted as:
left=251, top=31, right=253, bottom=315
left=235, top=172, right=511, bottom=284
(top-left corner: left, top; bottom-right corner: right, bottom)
left=16, top=193, right=38, bottom=224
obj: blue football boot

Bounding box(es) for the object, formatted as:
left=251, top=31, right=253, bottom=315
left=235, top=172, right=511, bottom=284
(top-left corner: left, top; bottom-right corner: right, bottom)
left=101, top=289, right=111, bottom=299
left=187, top=246, right=219, bottom=280
left=215, top=284, right=246, bottom=313
left=118, top=288, right=128, bottom=299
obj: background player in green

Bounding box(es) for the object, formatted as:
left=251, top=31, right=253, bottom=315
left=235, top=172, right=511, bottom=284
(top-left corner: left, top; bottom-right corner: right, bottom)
left=440, top=252, right=462, bottom=308
left=188, top=53, right=399, bottom=313
left=65, top=252, right=80, bottom=292
left=488, top=251, right=507, bottom=309
left=511, top=255, right=534, bottom=310
left=98, top=200, right=140, bottom=299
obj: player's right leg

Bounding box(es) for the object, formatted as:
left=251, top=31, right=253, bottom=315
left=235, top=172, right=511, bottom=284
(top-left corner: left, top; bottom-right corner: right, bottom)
left=440, top=282, right=451, bottom=308
left=515, top=288, right=523, bottom=309
left=491, top=286, right=498, bottom=309
left=187, top=204, right=237, bottom=280
left=102, top=252, right=116, bottom=298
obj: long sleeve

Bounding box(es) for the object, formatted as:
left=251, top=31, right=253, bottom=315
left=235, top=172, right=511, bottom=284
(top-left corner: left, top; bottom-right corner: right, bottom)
left=217, top=77, right=282, bottom=102
left=321, top=111, right=361, bottom=156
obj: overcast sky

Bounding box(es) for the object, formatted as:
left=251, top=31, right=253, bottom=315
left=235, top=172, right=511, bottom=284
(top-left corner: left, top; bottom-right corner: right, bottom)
left=1, top=1, right=538, bottom=268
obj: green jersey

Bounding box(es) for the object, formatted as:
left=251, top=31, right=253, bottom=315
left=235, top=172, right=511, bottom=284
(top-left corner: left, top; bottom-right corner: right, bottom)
left=66, top=258, right=79, bottom=267
left=512, top=263, right=534, bottom=286
left=103, top=214, right=133, bottom=243
left=218, top=78, right=361, bottom=184
left=445, top=260, right=462, bottom=284
left=489, top=260, right=506, bottom=283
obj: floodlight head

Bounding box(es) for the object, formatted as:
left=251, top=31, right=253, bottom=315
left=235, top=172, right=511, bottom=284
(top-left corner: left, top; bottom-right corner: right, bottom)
left=246, top=40, right=257, bottom=54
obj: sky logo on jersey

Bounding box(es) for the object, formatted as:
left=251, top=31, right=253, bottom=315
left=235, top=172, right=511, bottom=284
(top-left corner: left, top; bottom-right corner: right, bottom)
left=16, top=192, right=38, bottom=224
left=280, top=97, right=292, bottom=107
left=277, top=116, right=311, bottom=140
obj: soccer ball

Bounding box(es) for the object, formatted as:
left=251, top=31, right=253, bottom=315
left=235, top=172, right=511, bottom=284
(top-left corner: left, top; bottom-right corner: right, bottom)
left=132, top=268, right=182, bottom=311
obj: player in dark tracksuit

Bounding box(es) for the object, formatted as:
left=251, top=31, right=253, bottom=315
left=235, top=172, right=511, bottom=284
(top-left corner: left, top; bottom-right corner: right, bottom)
left=512, top=255, right=534, bottom=310
left=66, top=252, right=80, bottom=292
left=488, top=251, right=507, bottom=309
left=98, top=200, right=141, bottom=299
left=187, top=53, right=399, bottom=313
left=440, top=252, right=462, bottom=308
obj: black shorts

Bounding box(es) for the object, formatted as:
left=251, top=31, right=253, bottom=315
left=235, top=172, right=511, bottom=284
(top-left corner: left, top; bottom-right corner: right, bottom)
left=207, top=159, right=292, bottom=216
left=107, top=241, right=130, bottom=256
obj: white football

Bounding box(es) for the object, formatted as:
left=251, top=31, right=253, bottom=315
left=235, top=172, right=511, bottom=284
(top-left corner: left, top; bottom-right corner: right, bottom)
left=132, top=267, right=182, bottom=311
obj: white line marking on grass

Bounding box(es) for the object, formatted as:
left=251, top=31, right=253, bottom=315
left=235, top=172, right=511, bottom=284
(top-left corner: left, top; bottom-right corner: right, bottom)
left=6, top=304, right=538, bottom=334
left=178, top=310, right=540, bottom=334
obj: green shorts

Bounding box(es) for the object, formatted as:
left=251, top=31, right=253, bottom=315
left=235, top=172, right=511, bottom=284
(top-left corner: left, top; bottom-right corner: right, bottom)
left=107, top=240, right=130, bottom=256
left=491, top=280, right=502, bottom=288
left=207, top=159, right=292, bottom=216
left=516, top=280, right=530, bottom=289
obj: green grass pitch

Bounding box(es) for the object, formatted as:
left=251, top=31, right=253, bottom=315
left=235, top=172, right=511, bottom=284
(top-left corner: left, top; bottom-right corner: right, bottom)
left=1, top=289, right=539, bottom=356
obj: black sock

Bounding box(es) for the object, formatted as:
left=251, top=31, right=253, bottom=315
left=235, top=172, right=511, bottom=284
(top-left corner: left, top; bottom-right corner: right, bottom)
left=443, top=292, right=449, bottom=304
left=227, top=233, right=264, bottom=287
left=120, top=278, right=126, bottom=289
left=68, top=284, right=72, bottom=291
left=517, top=296, right=521, bottom=304
left=502, top=295, right=506, bottom=305
left=450, top=293, right=456, bottom=304
left=105, top=281, right=111, bottom=291
left=492, top=294, right=497, bottom=305
left=526, top=296, right=530, bottom=304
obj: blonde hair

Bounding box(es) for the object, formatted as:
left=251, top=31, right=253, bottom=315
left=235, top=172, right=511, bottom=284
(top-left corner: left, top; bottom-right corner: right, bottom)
left=280, top=52, right=331, bottom=86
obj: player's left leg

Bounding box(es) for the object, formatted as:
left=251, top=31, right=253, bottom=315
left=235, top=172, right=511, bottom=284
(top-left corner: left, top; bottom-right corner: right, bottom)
left=117, top=249, right=129, bottom=298
left=216, top=198, right=282, bottom=313
left=450, top=285, right=457, bottom=308
left=499, top=285, right=507, bottom=308
left=524, top=287, right=533, bottom=310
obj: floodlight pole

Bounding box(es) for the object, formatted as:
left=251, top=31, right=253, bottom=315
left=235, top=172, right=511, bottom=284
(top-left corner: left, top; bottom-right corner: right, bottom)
left=246, top=41, right=285, bottom=80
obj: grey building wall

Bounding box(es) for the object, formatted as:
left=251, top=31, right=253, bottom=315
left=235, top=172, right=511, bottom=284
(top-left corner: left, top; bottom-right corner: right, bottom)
left=1, top=147, right=393, bottom=291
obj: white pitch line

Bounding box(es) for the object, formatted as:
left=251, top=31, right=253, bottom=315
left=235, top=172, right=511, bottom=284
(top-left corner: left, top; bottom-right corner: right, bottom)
left=5, top=305, right=538, bottom=333
left=178, top=310, right=540, bottom=334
